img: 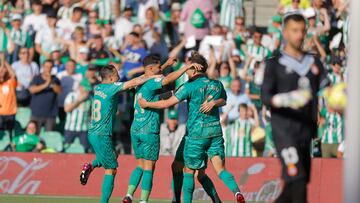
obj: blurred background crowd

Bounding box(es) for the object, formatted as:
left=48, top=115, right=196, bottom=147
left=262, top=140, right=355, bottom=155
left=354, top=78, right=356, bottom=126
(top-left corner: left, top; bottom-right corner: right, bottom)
left=0, top=0, right=349, bottom=158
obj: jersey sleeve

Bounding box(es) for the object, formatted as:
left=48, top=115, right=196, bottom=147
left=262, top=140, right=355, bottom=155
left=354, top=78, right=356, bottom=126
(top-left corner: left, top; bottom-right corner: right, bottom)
left=148, top=77, right=164, bottom=91
left=64, top=92, right=75, bottom=105
left=174, top=83, right=190, bottom=102
left=108, top=82, right=125, bottom=95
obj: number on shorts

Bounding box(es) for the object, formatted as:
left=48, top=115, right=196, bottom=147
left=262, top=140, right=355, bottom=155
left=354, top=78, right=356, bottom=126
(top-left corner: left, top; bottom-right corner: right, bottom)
left=92, top=99, right=101, bottom=122
left=281, top=147, right=299, bottom=165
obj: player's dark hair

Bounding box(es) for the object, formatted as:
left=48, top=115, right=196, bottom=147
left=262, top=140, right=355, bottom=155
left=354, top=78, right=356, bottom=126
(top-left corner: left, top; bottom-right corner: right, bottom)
left=250, top=26, right=262, bottom=36
left=189, top=51, right=208, bottom=72
left=27, top=120, right=39, bottom=133
left=32, top=0, right=42, bottom=6
left=283, top=13, right=306, bottom=27
left=143, top=54, right=161, bottom=67
left=129, top=32, right=140, bottom=38
left=239, top=103, right=248, bottom=110
left=100, top=65, right=116, bottom=80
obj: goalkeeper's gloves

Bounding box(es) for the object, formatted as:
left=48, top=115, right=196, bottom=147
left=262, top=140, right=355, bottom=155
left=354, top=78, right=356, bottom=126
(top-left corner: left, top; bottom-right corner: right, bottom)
left=272, top=89, right=313, bottom=110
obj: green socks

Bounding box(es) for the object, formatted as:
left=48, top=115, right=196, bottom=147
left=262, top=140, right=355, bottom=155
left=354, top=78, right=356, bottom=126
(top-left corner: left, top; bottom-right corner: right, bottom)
left=92, top=159, right=102, bottom=168
left=219, top=170, right=240, bottom=194
left=101, top=174, right=114, bottom=203
left=183, top=172, right=195, bottom=203
left=140, top=170, right=154, bottom=201
left=172, top=172, right=184, bottom=203
left=199, top=175, right=222, bottom=203
left=126, top=166, right=144, bottom=196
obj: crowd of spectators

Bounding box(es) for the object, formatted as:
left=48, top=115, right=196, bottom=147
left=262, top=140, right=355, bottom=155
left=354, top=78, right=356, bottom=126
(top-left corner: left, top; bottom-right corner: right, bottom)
left=0, top=0, right=349, bottom=158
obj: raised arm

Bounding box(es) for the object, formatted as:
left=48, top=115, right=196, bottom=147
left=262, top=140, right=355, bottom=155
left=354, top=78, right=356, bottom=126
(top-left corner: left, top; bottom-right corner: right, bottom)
left=139, top=95, right=180, bottom=109
left=162, top=63, right=202, bottom=86
left=160, top=57, right=178, bottom=71
left=122, top=74, right=159, bottom=90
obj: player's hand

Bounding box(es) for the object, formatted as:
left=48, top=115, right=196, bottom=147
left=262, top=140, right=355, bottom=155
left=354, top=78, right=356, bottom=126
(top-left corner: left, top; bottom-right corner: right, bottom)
left=188, top=63, right=203, bottom=71
left=165, top=57, right=178, bottom=67
left=200, top=99, right=216, bottom=114
left=138, top=94, right=148, bottom=108
left=272, top=89, right=312, bottom=110
left=78, top=91, right=89, bottom=102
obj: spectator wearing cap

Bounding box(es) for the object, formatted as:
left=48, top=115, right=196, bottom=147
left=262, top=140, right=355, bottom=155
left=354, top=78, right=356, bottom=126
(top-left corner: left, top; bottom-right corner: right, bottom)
left=164, top=3, right=182, bottom=49
left=0, top=61, right=17, bottom=141
left=6, top=13, right=34, bottom=64
left=11, top=47, right=39, bottom=106
left=22, top=0, right=47, bottom=33
left=120, top=32, right=148, bottom=80
left=57, top=7, right=85, bottom=40
left=115, top=5, right=134, bottom=45
left=35, top=10, right=61, bottom=64
left=75, top=46, right=90, bottom=76
left=29, top=60, right=62, bottom=132
left=57, top=59, right=83, bottom=123
left=180, top=0, right=215, bottom=44
left=303, top=7, right=327, bottom=60
left=267, top=15, right=283, bottom=52
left=63, top=78, right=92, bottom=153
left=159, top=109, right=186, bottom=156
left=49, top=44, right=65, bottom=75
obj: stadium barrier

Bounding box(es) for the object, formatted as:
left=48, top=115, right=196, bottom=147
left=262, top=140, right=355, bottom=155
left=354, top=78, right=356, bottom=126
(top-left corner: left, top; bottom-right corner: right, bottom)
left=0, top=152, right=342, bottom=202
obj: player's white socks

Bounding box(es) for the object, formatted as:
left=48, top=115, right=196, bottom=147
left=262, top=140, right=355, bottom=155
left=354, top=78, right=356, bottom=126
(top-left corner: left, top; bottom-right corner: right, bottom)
left=126, top=194, right=133, bottom=200
left=235, top=191, right=242, bottom=197
left=139, top=201, right=147, bottom=203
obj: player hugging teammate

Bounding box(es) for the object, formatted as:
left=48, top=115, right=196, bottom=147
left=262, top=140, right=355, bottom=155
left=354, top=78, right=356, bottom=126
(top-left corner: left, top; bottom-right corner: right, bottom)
left=79, top=52, right=246, bottom=203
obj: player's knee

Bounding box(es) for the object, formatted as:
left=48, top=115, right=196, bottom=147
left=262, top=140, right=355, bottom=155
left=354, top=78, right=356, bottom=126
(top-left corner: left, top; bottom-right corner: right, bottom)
left=143, top=160, right=156, bottom=170
left=171, top=161, right=184, bottom=173
left=196, top=170, right=206, bottom=181
left=183, top=167, right=195, bottom=174
left=105, top=168, right=117, bottom=175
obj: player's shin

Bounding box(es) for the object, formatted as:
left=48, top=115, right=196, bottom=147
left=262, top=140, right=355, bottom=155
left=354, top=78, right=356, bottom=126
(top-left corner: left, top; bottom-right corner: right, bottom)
left=101, top=173, right=115, bottom=203
left=218, top=170, right=240, bottom=194
left=183, top=172, right=195, bottom=203
left=126, top=166, right=144, bottom=197
left=198, top=174, right=222, bottom=203
left=140, top=170, right=154, bottom=202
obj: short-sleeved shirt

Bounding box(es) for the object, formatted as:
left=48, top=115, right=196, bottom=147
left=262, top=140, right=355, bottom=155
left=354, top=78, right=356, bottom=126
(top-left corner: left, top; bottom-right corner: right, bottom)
left=88, top=82, right=124, bottom=136
left=131, top=77, right=164, bottom=135
left=11, top=61, right=39, bottom=89
left=13, top=133, right=40, bottom=152
left=0, top=78, right=17, bottom=115
left=30, top=75, right=60, bottom=118
left=121, top=46, right=148, bottom=77
left=175, top=76, right=227, bottom=139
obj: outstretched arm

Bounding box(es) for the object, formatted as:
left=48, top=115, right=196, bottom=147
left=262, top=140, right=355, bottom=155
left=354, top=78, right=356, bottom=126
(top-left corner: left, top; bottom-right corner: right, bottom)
left=139, top=95, right=180, bottom=109
left=123, top=75, right=159, bottom=90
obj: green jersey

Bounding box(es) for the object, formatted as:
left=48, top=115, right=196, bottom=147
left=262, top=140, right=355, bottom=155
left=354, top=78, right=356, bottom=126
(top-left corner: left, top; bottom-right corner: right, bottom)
left=13, top=133, right=40, bottom=152
left=131, top=77, right=164, bottom=135
left=88, top=82, right=124, bottom=136
left=174, top=76, right=227, bottom=139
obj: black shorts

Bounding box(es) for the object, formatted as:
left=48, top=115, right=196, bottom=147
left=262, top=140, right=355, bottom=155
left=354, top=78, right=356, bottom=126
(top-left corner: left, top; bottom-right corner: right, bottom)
left=273, top=134, right=312, bottom=184
left=0, top=115, right=15, bottom=131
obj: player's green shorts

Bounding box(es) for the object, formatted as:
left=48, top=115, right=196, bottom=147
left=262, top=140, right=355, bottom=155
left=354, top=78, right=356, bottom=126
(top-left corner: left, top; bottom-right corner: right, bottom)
left=183, top=135, right=225, bottom=170
left=131, top=133, right=160, bottom=161
left=174, top=136, right=186, bottom=162
left=88, top=134, right=118, bottom=169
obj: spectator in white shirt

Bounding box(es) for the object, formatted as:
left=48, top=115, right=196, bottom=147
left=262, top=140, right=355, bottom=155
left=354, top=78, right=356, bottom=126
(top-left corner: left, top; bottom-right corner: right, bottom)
left=22, top=0, right=47, bottom=33
left=114, top=5, right=134, bottom=45
left=57, top=7, right=85, bottom=40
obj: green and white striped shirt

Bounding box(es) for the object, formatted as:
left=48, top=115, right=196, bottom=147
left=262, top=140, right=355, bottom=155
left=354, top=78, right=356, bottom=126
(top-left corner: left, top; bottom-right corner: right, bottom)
left=225, top=118, right=254, bottom=157
left=322, top=111, right=344, bottom=144
left=9, top=28, right=32, bottom=47
left=220, top=0, right=244, bottom=30
left=247, top=44, right=271, bottom=62
left=95, top=0, right=113, bottom=24
left=328, top=72, right=342, bottom=85
left=64, top=92, right=92, bottom=132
